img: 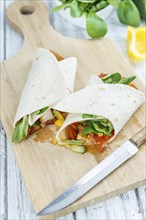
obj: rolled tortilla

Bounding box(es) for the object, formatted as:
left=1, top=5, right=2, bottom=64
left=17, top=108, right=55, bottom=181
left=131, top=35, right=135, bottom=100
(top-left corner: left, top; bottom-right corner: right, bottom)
left=55, top=83, right=145, bottom=143
left=13, top=48, right=77, bottom=127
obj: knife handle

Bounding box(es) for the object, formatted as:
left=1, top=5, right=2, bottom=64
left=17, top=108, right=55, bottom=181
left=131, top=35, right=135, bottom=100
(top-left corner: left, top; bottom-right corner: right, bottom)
left=130, top=127, right=146, bottom=148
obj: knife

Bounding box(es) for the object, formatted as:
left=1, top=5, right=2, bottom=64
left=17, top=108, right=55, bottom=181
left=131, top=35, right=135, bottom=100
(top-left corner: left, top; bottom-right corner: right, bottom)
left=38, top=127, right=146, bottom=216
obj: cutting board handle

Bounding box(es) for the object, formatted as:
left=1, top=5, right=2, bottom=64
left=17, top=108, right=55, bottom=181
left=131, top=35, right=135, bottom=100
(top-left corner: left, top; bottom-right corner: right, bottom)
left=6, top=0, right=55, bottom=47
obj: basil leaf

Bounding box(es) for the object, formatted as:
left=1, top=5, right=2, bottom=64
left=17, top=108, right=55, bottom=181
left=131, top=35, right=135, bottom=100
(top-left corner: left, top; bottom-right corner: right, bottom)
left=101, top=72, right=121, bottom=84
left=119, top=76, right=136, bottom=84
left=63, top=140, right=85, bottom=145
left=12, top=116, right=29, bottom=143
left=35, top=107, right=49, bottom=115
left=82, top=114, right=97, bottom=119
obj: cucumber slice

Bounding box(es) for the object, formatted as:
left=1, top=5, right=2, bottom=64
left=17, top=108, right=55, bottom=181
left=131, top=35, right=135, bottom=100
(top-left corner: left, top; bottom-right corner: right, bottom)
left=69, top=145, right=86, bottom=154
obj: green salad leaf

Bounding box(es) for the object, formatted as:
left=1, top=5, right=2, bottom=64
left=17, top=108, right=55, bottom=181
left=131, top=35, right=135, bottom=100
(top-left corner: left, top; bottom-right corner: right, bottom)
left=119, top=76, right=136, bottom=85
left=117, top=0, right=141, bottom=27
left=86, top=11, right=108, bottom=38
left=32, top=120, right=41, bottom=126
left=101, top=73, right=121, bottom=84
left=107, top=0, right=120, bottom=9
left=70, top=0, right=83, bottom=17
left=82, top=114, right=97, bottom=119
left=12, top=116, right=29, bottom=143
left=101, top=73, right=136, bottom=85
left=82, top=118, right=114, bottom=136
left=34, top=107, right=49, bottom=115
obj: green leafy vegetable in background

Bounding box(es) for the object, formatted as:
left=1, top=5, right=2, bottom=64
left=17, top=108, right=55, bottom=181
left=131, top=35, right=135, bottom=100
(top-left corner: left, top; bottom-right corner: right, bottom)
left=86, top=11, right=108, bottom=38
left=34, top=107, right=49, bottom=115
left=54, top=0, right=145, bottom=38
left=12, top=116, right=29, bottom=143
left=117, top=0, right=141, bottom=27
left=132, top=0, right=146, bottom=20
left=70, top=0, right=83, bottom=17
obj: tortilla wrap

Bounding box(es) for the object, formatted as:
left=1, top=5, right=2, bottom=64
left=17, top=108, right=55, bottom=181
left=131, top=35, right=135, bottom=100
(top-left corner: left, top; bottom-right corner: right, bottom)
left=55, top=83, right=145, bottom=142
left=14, top=48, right=77, bottom=126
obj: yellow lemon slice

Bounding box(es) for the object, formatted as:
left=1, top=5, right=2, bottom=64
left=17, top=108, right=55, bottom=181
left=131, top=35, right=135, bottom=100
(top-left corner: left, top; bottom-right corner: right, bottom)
left=127, top=26, right=146, bottom=61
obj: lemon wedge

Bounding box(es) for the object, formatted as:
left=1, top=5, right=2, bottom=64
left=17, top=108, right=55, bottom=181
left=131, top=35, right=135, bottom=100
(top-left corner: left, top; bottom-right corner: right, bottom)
left=127, top=26, right=146, bottom=61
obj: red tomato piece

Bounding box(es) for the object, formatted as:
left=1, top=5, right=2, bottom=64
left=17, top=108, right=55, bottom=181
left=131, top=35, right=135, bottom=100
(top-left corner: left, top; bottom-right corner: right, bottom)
left=68, top=126, right=78, bottom=139
left=103, top=135, right=110, bottom=141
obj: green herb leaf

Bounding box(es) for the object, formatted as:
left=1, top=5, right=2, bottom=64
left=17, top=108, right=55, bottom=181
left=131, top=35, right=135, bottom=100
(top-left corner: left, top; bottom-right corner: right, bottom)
left=107, top=0, right=120, bottom=8
left=82, top=114, right=97, bottom=119
left=82, top=118, right=114, bottom=136
left=32, top=120, right=41, bottom=126
left=119, top=76, right=136, bottom=84
left=35, top=107, right=49, bottom=115
left=117, top=0, right=141, bottom=27
left=53, top=4, right=65, bottom=12
left=86, top=11, right=107, bottom=38
left=96, top=1, right=109, bottom=12
left=70, top=0, right=83, bottom=17
left=101, top=72, right=122, bottom=84
left=12, top=116, right=29, bottom=143
left=78, top=0, right=96, bottom=3
left=132, top=0, right=146, bottom=20
left=82, top=126, right=96, bottom=136
left=63, top=139, right=85, bottom=145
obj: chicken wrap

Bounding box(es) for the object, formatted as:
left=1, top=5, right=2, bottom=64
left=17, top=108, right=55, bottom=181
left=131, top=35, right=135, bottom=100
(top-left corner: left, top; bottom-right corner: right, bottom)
left=12, top=48, right=77, bottom=142
left=54, top=73, right=145, bottom=153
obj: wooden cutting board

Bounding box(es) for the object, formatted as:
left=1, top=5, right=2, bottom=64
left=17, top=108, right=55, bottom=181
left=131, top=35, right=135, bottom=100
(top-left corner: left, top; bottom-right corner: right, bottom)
left=1, top=1, right=145, bottom=219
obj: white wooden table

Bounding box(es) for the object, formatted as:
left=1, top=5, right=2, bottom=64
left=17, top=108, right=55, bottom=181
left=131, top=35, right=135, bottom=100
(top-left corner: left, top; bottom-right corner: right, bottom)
left=0, top=1, right=146, bottom=219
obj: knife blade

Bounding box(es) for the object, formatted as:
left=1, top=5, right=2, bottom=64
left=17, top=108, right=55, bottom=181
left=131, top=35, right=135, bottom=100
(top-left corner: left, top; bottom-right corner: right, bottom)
left=38, top=127, right=146, bottom=216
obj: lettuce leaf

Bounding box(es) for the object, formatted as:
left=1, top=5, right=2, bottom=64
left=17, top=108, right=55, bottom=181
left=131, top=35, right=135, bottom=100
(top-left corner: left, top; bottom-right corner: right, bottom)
left=82, top=114, right=97, bottom=119
left=101, top=73, right=121, bottom=84
left=101, top=73, right=136, bottom=85
left=119, top=76, right=136, bottom=84
left=34, top=107, right=49, bottom=115
left=12, top=116, right=29, bottom=143
left=82, top=118, right=113, bottom=136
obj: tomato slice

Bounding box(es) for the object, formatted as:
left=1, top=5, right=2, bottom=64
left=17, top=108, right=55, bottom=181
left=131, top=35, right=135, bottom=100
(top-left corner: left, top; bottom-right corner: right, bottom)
left=98, top=73, right=108, bottom=78
left=103, top=135, right=110, bottom=141
left=68, top=125, right=78, bottom=139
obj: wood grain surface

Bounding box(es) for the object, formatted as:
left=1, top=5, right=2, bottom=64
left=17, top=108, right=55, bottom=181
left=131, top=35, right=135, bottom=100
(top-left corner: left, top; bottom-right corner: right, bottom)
left=0, top=0, right=145, bottom=220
